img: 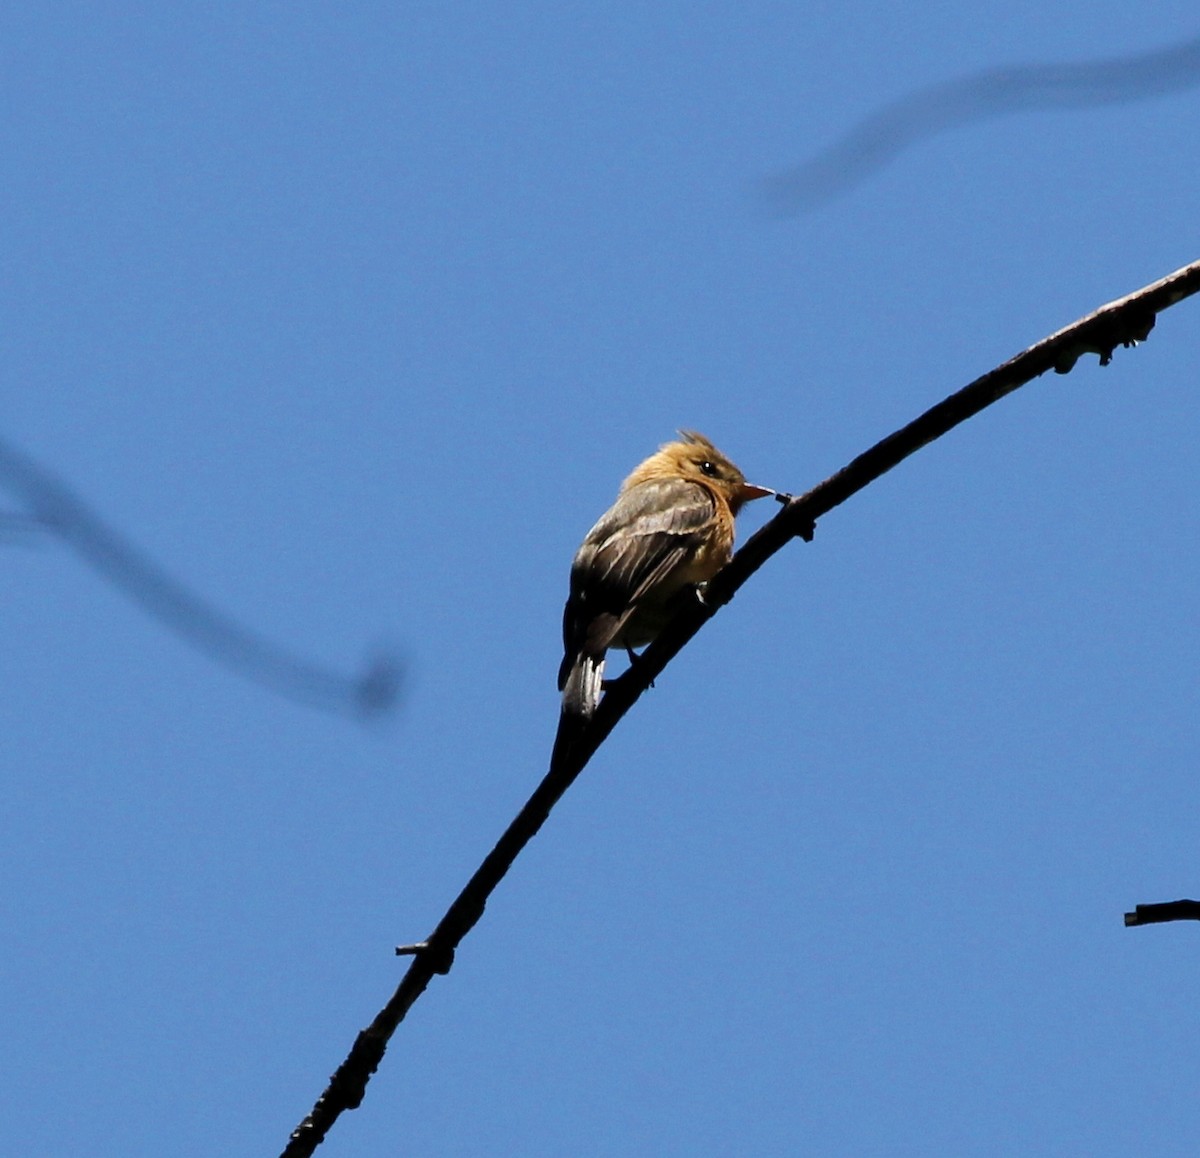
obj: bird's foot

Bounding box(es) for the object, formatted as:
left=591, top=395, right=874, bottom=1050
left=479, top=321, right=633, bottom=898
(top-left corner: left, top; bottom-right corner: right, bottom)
left=621, top=647, right=655, bottom=688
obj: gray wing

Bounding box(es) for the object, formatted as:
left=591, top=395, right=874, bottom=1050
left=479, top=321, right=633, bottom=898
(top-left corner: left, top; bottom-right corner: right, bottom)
left=559, top=478, right=714, bottom=687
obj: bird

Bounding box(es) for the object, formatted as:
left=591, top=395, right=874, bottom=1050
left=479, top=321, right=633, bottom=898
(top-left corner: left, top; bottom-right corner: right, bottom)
left=558, top=431, right=772, bottom=718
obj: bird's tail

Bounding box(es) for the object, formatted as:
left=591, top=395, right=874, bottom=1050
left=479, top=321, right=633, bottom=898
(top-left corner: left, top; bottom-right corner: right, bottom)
left=561, top=651, right=605, bottom=719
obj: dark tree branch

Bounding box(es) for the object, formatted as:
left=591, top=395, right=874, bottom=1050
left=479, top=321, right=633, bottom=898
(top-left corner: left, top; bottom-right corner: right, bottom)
left=281, top=257, right=1200, bottom=1156
left=1124, top=900, right=1200, bottom=927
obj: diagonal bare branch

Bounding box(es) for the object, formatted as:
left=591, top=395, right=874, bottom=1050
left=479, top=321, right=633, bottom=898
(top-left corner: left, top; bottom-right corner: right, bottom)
left=280, top=257, right=1200, bottom=1157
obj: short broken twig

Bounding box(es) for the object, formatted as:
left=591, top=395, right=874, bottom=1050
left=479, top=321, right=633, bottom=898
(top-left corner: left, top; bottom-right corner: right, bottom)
left=1124, top=899, right=1200, bottom=927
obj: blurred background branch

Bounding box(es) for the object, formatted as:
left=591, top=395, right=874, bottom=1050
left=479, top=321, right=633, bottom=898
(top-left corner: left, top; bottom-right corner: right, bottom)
left=0, top=432, right=401, bottom=718
left=767, top=33, right=1200, bottom=211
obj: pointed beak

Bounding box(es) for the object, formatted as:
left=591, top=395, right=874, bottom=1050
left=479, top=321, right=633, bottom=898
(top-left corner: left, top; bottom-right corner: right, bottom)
left=738, top=482, right=774, bottom=502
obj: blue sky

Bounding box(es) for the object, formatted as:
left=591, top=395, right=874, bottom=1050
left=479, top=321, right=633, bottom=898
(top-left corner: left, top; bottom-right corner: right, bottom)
left=3, top=5, right=1199, bottom=1155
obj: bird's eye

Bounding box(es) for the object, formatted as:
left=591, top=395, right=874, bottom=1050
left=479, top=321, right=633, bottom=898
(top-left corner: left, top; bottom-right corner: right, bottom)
left=699, top=460, right=719, bottom=477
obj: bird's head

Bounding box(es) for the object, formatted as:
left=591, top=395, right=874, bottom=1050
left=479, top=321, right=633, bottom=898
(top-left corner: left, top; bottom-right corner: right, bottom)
left=623, top=430, right=773, bottom=513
